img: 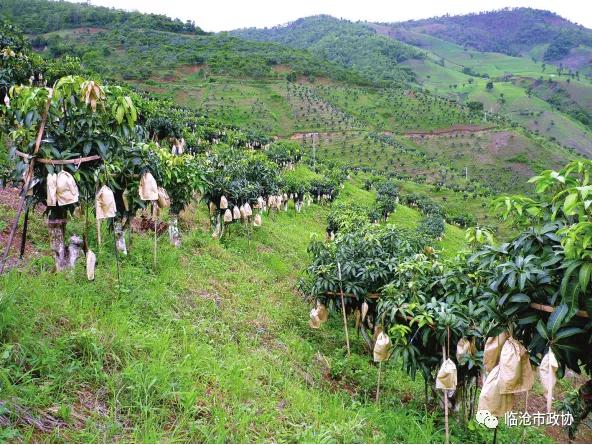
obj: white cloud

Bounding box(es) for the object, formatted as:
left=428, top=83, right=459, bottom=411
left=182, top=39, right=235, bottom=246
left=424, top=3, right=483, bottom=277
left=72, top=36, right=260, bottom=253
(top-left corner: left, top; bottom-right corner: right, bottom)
left=73, top=0, right=592, bottom=31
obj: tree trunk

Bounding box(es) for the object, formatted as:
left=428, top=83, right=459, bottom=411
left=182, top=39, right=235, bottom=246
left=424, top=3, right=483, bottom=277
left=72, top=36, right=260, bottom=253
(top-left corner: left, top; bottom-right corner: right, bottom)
left=114, top=219, right=127, bottom=255
left=169, top=214, right=181, bottom=247
left=212, top=213, right=221, bottom=239
left=47, top=211, right=83, bottom=271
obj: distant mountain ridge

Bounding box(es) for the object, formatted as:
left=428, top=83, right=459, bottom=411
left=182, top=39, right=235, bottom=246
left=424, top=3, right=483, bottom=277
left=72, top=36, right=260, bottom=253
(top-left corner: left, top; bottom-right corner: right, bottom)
left=231, top=15, right=424, bottom=84
left=383, top=8, right=591, bottom=68
left=1, top=0, right=590, bottom=155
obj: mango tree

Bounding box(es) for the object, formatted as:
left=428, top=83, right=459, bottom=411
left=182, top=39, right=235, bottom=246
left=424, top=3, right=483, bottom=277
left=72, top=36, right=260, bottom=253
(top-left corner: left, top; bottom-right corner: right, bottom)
left=156, top=148, right=208, bottom=246
left=2, top=75, right=139, bottom=270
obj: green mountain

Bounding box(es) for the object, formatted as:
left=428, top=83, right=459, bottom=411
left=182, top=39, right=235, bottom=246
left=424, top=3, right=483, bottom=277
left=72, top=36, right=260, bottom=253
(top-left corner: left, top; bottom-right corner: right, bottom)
left=0, top=0, right=204, bottom=34
left=386, top=8, right=591, bottom=71
left=232, top=15, right=423, bottom=84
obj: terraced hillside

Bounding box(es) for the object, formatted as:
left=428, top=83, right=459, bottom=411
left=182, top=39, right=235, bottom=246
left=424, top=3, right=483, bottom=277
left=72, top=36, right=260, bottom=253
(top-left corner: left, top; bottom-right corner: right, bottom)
left=372, top=18, right=592, bottom=155
left=233, top=14, right=592, bottom=155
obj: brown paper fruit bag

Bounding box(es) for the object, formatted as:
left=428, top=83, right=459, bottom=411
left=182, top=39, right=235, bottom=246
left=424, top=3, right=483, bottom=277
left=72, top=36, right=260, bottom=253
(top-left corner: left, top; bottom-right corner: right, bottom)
left=436, top=359, right=458, bottom=390
left=539, top=349, right=559, bottom=412
left=499, top=337, right=534, bottom=394
left=46, top=173, right=58, bottom=207
left=139, top=172, right=158, bottom=201
left=373, top=331, right=392, bottom=362
left=157, top=187, right=170, bottom=209
left=56, top=171, right=79, bottom=206
left=478, top=364, right=515, bottom=417
left=484, top=331, right=509, bottom=373
left=96, top=185, right=116, bottom=219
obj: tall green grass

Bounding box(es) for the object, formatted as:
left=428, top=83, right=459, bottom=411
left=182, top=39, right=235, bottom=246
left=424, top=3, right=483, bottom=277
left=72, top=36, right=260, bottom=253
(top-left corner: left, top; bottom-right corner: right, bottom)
left=0, top=183, right=550, bottom=443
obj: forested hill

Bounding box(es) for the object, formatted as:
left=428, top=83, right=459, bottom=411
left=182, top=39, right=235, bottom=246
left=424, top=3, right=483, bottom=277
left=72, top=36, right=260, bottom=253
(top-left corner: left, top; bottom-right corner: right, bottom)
left=231, top=15, right=424, bottom=84
left=386, top=8, right=591, bottom=69
left=0, top=0, right=205, bottom=34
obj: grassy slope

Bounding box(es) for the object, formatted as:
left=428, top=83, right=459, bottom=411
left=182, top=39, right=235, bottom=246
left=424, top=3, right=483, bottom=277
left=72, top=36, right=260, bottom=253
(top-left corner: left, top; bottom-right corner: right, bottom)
left=0, top=177, right=549, bottom=443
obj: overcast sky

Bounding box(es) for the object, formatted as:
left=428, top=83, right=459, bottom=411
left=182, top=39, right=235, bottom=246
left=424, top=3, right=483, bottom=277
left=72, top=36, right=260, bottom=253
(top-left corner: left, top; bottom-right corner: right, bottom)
left=75, top=0, right=593, bottom=31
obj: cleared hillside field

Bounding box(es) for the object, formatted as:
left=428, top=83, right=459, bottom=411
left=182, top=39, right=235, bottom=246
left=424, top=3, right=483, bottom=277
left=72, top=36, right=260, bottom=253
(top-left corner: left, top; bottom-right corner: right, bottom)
left=403, top=128, right=573, bottom=191
left=374, top=26, right=592, bottom=155
left=373, top=26, right=563, bottom=78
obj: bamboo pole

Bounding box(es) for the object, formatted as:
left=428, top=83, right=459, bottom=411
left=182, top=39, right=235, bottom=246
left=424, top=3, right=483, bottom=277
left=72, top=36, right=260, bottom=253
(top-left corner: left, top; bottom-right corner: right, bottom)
left=112, top=220, right=121, bottom=288
left=337, top=262, right=351, bottom=356
left=96, top=219, right=102, bottom=247
left=0, top=88, right=53, bottom=274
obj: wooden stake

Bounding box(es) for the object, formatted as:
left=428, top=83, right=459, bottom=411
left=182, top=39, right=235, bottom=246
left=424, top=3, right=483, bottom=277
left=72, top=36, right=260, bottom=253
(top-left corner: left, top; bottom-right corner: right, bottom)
left=19, top=204, right=30, bottom=259
left=444, top=388, right=449, bottom=445
left=376, top=361, right=383, bottom=404
left=112, top=220, right=121, bottom=288
left=0, top=88, right=53, bottom=274
left=152, top=202, right=157, bottom=271
left=442, top=343, right=449, bottom=445
left=96, top=219, right=102, bottom=247
left=337, top=262, right=350, bottom=356
left=521, top=390, right=529, bottom=443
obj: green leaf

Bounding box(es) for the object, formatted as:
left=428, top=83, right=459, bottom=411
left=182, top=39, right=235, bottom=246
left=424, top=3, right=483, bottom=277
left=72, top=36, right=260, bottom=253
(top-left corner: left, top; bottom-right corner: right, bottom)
left=546, top=303, right=568, bottom=336
left=536, top=320, right=548, bottom=340
left=563, top=192, right=579, bottom=215
left=579, top=262, right=591, bottom=291
left=510, top=293, right=531, bottom=303
left=116, top=106, right=125, bottom=124
left=518, top=314, right=539, bottom=325
left=555, top=327, right=585, bottom=341
left=560, top=261, right=581, bottom=298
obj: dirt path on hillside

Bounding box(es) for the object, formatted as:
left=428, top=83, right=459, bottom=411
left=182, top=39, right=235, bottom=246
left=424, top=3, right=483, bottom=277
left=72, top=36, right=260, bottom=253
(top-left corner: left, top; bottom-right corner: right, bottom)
left=285, top=125, right=496, bottom=141
left=403, top=124, right=497, bottom=136
left=288, top=130, right=366, bottom=140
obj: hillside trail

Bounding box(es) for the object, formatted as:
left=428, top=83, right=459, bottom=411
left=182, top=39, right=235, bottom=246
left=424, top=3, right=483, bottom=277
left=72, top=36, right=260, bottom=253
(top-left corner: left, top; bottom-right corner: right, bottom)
left=286, top=124, right=497, bottom=141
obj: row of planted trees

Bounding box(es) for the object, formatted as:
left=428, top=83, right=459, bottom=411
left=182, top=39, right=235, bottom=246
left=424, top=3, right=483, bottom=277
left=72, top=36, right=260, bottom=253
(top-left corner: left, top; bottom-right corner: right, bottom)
left=300, top=160, right=591, bottom=440
left=0, top=21, right=349, bottom=274
left=0, top=72, right=349, bottom=273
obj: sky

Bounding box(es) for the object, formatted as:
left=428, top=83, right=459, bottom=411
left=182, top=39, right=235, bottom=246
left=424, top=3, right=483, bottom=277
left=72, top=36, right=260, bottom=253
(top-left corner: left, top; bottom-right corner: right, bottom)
left=75, top=0, right=593, bottom=31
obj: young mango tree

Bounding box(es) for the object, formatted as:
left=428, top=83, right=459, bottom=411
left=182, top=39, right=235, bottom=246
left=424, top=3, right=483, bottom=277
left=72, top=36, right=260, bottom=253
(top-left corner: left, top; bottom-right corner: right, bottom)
left=378, top=253, right=486, bottom=421
left=265, top=140, right=303, bottom=168
left=299, top=224, right=426, bottom=347
left=470, top=161, right=591, bottom=435
left=477, top=160, right=591, bottom=375
left=375, top=178, right=399, bottom=220
left=2, top=75, right=139, bottom=270
left=202, top=146, right=280, bottom=237
left=156, top=148, right=208, bottom=246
